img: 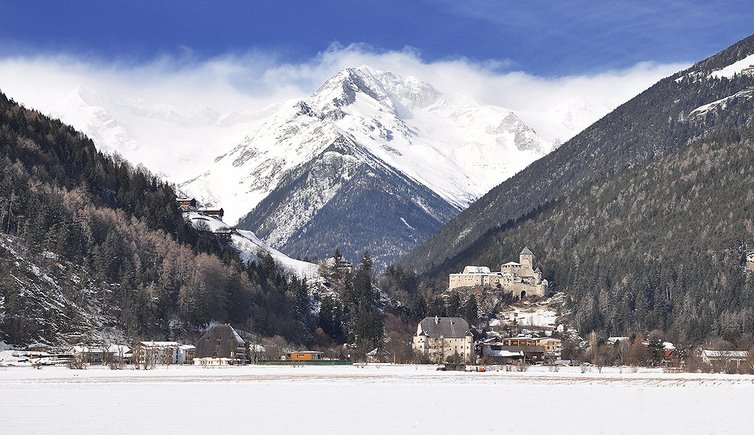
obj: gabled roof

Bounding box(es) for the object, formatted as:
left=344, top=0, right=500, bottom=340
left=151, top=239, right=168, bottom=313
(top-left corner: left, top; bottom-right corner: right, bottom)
left=702, top=349, right=749, bottom=359
left=417, top=317, right=471, bottom=339
left=195, top=324, right=245, bottom=359
left=520, top=247, right=533, bottom=255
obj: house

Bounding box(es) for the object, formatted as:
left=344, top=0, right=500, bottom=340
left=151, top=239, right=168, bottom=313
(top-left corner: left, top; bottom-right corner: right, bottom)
left=108, top=344, right=132, bottom=364
left=479, top=336, right=561, bottom=363
left=213, top=227, right=233, bottom=241
left=176, top=197, right=197, bottom=211
left=177, top=345, right=196, bottom=364
left=746, top=252, right=754, bottom=271
left=365, top=348, right=392, bottom=363
left=198, top=207, right=224, bottom=220
left=701, top=349, right=750, bottom=372
left=195, top=324, right=246, bottom=365
left=481, top=343, right=525, bottom=363
left=194, top=357, right=234, bottom=366
left=71, top=345, right=106, bottom=365
left=448, top=247, right=548, bottom=298
left=413, top=316, right=474, bottom=363
left=132, top=342, right=180, bottom=367
left=607, top=336, right=630, bottom=346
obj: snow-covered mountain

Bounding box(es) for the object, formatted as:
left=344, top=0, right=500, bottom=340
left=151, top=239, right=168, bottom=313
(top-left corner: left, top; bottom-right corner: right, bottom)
left=5, top=64, right=610, bottom=268
left=183, top=66, right=552, bottom=223
left=180, top=66, right=556, bottom=266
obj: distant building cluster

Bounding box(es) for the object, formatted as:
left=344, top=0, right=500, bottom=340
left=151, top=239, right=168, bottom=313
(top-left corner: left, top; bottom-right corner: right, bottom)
left=448, top=247, right=548, bottom=298
left=176, top=197, right=225, bottom=220
left=411, top=316, right=564, bottom=365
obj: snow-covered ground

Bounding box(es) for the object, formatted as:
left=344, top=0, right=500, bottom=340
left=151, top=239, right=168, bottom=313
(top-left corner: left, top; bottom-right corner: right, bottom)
left=184, top=211, right=319, bottom=279
left=1, top=364, right=752, bottom=434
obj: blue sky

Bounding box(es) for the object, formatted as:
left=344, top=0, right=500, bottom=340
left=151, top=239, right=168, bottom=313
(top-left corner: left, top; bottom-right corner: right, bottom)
left=1, top=1, right=752, bottom=76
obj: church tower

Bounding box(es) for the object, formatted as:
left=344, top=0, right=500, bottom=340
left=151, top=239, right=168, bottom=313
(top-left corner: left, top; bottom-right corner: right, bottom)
left=519, top=246, right=534, bottom=276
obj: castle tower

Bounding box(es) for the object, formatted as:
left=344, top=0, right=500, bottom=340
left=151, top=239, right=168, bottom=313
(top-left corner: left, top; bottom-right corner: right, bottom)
left=520, top=246, right=534, bottom=276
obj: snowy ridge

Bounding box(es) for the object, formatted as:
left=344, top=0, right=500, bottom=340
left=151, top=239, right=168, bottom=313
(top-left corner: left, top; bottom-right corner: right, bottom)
left=689, top=88, right=754, bottom=117
left=183, top=212, right=319, bottom=278
left=709, top=53, right=754, bottom=79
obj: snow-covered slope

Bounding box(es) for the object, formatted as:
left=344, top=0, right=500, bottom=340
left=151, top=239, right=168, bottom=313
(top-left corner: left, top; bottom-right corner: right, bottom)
left=27, top=85, right=269, bottom=181
left=181, top=66, right=553, bottom=224
left=183, top=212, right=319, bottom=278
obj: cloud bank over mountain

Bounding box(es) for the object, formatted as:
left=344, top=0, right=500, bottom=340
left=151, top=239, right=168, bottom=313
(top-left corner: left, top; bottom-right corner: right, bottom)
left=0, top=44, right=685, bottom=180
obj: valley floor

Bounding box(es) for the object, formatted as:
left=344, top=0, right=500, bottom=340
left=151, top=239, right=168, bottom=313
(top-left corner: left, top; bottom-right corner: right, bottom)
left=1, top=364, right=752, bottom=434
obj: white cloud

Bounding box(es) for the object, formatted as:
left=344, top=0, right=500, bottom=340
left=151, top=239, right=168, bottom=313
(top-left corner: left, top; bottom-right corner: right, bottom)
left=0, top=45, right=687, bottom=179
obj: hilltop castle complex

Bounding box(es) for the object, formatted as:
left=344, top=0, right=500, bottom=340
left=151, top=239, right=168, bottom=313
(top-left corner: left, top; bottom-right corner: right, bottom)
left=448, top=247, right=548, bottom=298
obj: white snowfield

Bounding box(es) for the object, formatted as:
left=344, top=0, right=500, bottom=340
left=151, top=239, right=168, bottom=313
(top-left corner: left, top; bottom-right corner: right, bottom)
left=709, top=53, right=754, bottom=79
left=184, top=211, right=320, bottom=278
left=1, top=364, right=752, bottom=434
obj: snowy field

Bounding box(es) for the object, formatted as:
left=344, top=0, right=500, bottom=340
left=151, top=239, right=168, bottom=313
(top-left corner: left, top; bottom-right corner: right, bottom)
left=1, top=364, right=753, bottom=434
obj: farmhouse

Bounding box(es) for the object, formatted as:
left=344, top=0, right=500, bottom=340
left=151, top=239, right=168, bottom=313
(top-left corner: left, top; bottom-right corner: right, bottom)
left=413, top=316, right=474, bottom=363
left=195, top=324, right=247, bottom=365
left=701, top=349, right=750, bottom=372
left=198, top=207, right=224, bottom=220
left=176, top=197, right=197, bottom=211
left=448, top=247, right=548, bottom=298
left=132, top=342, right=181, bottom=367
left=70, top=344, right=131, bottom=365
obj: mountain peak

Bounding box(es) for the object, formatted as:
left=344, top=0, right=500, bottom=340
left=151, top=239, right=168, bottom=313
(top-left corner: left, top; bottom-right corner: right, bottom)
left=310, top=66, right=441, bottom=116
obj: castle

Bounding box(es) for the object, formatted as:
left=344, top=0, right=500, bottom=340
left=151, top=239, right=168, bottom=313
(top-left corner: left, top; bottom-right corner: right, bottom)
left=448, top=247, right=548, bottom=298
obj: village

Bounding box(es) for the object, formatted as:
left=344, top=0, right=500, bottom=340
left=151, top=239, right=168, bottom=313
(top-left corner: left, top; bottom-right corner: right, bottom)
left=4, top=244, right=751, bottom=374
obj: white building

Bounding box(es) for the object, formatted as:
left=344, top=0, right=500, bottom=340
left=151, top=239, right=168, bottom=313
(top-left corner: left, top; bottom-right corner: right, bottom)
left=412, top=316, right=474, bottom=363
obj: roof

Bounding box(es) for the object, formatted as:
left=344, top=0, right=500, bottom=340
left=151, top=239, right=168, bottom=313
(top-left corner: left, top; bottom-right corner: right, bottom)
left=195, top=324, right=245, bottom=359
left=462, top=266, right=491, bottom=274
left=502, top=261, right=521, bottom=266
left=702, top=349, right=749, bottom=359
left=107, top=344, right=131, bottom=353
left=520, top=247, right=533, bottom=255
left=417, top=317, right=471, bottom=339
left=366, top=348, right=391, bottom=356
left=483, top=349, right=524, bottom=358
left=136, top=341, right=179, bottom=348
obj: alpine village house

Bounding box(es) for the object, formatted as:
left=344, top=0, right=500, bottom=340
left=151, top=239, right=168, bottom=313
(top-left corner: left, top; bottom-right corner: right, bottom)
left=412, top=316, right=474, bottom=363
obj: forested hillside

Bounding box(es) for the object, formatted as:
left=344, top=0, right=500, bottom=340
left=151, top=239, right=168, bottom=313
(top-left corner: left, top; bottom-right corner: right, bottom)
left=405, top=33, right=754, bottom=274
left=0, top=91, right=314, bottom=346
left=423, top=128, right=754, bottom=343
left=407, top=33, right=754, bottom=345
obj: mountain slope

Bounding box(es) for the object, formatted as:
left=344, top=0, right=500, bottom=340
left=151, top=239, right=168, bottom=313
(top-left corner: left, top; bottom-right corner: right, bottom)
left=426, top=128, right=754, bottom=342
left=406, top=33, right=754, bottom=274
left=0, top=91, right=316, bottom=346
left=408, top=34, right=754, bottom=343
left=238, top=135, right=460, bottom=266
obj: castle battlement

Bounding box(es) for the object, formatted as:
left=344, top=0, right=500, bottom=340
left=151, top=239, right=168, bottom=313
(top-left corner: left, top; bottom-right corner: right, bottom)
left=448, top=247, right=548, bottom=298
